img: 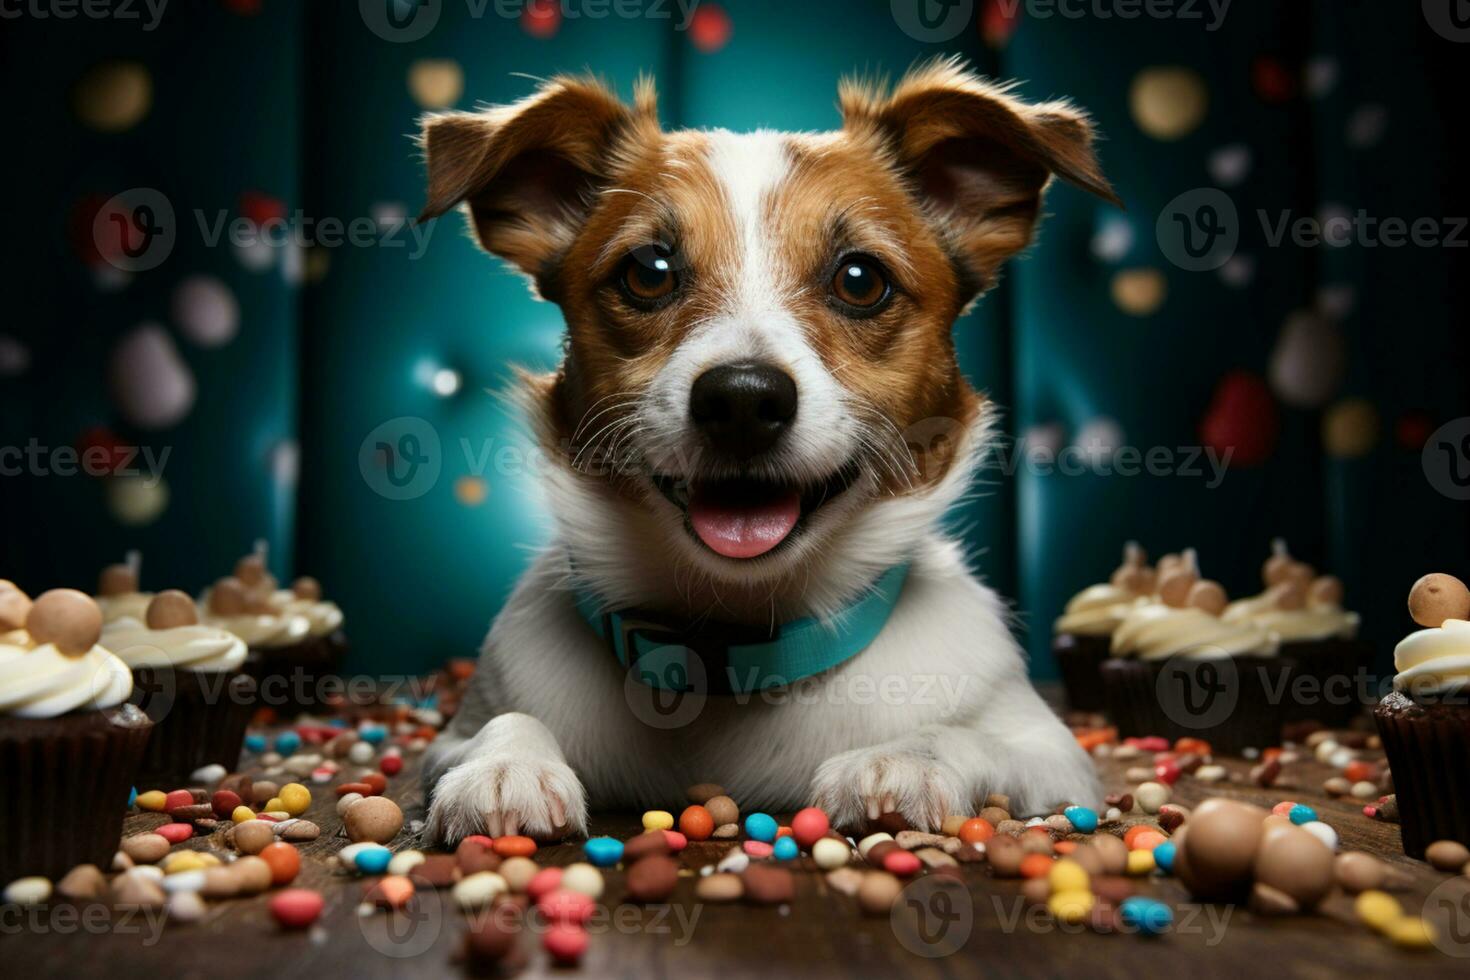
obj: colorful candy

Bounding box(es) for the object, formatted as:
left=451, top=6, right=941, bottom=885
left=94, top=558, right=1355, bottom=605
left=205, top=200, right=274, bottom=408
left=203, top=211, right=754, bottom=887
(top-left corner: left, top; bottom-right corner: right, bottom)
left=583, top=837, right=623, bottom=867
left=744, top=812, right=778, bottom=842
left=269, top=888, right=323, bottom=928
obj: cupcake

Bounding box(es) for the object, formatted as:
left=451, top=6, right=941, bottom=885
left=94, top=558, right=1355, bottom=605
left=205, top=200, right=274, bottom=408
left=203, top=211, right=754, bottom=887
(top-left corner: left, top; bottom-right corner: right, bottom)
left=94, top=555, right=153, bottom=625
left=1224, top=540, right=1369, bottom=726
left=1373, top=572, right=1470, bottom=858
left=202, top=551, right=314, bottom=716
left=0, top=585, right=152, bottom=883
left=270, top=576, right=349, bottom=678
left=1053, top=542, right=1154, bottom=711
left=1100, top=550, right=1294, bottom=754
left=101, top=590, right=253, bottom=785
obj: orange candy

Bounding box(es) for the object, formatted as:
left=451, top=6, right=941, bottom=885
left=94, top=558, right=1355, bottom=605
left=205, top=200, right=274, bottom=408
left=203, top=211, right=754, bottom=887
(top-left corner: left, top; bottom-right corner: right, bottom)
left=679, top=806, right=715, bottom=841
left=1019, top=853, right=1054, bottom=879
left=259, top=841, right=301, bottom=885
left=361, top=773, right=387, bottom=796
left=1344, top=760, right=1375, bottom=783
left=1173, top=737, right=1212, bottom=756
left=367, top=875, right=415, bottom=909
left=493, top=835, right=537, bottom=858
left=1054, top=840, right=1078, bottom=855
left=958, top=818, right=995, bottom=844
left=1125, top=828, right=1167, bottom=852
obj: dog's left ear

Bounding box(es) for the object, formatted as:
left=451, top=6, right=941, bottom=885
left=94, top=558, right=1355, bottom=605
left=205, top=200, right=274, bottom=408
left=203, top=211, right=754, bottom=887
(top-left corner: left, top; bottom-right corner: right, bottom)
left=418, top=75, right=658, bottom=289
left=843, top=60, right=1120, bottom=294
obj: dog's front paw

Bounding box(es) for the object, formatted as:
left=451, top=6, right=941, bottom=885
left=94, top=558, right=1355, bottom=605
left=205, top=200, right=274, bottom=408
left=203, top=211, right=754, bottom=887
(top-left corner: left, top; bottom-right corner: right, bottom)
left=424, top=755, right=587, bottom=845
left=1002, top=752, right=1103, bottom=818
left=811, top=747, right=966, bottom=832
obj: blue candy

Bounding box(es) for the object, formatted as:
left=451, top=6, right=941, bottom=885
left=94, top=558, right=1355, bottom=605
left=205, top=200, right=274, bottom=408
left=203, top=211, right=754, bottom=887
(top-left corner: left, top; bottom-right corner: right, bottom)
left=744, top=813, right=778, bottom=842
left=244, top=734, right=267, bottom=753
left=773, top=836, right=799, bottom=860
left=128, top=786, right=137, bottom=808
left=359, top=725, right=387, bottom=745
left=1063, top=806, right=1099, bottom=834
left=1152, top=840, right=1177, bottom=874
left=274, top=731, right=301, bottom=756
left=354, top=845, right=392, bottom=874
left=1120, top=897, right=1173, bottom=935
left=1288, top=804, right=1317, bottom=826
left=584, top=837, right=624, bottom=867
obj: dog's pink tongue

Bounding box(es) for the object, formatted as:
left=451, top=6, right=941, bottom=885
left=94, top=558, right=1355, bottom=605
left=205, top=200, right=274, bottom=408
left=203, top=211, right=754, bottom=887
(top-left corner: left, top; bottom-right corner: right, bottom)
left=688, top=488, right=801, bottom=559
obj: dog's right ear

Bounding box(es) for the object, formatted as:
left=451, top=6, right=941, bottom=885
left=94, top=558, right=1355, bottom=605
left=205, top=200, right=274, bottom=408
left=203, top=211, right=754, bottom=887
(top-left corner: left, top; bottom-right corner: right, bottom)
left=418, top=76, right=656, bottom=283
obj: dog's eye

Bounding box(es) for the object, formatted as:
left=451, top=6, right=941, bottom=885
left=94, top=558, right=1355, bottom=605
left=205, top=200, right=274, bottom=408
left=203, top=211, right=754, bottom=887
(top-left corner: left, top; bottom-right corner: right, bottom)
left=620, top=245, right=678, bottom=305
left=831, top=255, right=890, bottom=312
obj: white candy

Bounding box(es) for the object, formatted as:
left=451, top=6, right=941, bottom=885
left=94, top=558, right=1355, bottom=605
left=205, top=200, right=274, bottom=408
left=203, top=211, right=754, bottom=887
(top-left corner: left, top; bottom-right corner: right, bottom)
left=1327, top=748, right=1356, bottom=770
left=387, top=850, right=426, bottom=876
left=348, top=742, right=376, bottom=765
left=130, top=865, right=165, bottom=883
left=561, top=863, right=604, bottom=899
left=856, top=833, right=893, bottom=860
left=190, top=763, right=227, bottom=784
left=1135, top=781, right=1171, bottom=814
left=1351, top=780, right=1379, bottom=799
left=1195, top=765, right=1228, bottom=783
left=452, top=872, right=507, bottom=910
left=166, top=890, right=208, bottom=923
left=337, top=843, right=373, bottom=868
left=716, top=850, right=750, bottom=874
left=1300, top=821, right=1339, bottom=851
left=162, top=870, right=207, bottom=893
left=3, top=876, right=52, bottom=906
left=336, top=792, right=364, bottom=816
left=812, top=838, right=852, bottom=870
left=1314, top=740, right=1340, bottom=763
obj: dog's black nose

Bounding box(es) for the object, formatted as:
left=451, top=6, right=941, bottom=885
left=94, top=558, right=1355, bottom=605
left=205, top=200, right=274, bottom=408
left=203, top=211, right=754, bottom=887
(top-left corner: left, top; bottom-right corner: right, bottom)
left=689, top=362, right=798, bottom=459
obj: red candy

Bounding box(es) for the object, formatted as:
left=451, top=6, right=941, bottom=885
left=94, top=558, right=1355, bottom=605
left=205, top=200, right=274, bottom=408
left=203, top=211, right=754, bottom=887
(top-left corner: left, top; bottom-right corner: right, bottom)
left=269, top=888, right=324, bottom=929
left=380, top=755, right=403, bottom=776
left=660, top=830, right=687, bottom=852
left=211, top=790, right=241, bottom=818
left=1154, top=761, right=1181, bottom=785
left=958, top=818, right=994, bottom=844
left=1271, top=801, right=1297, bottom=817
left=334, top=782, right=372, bottom=797
left=539, top=889, right=595, bottom=924
left=163, top=789, right=195, bottom=813
left=743, top=841, right=773, bottom=858
left=679, top=806, right=714, bottom=842
left=462, top=835, right=495, bottom=849
left=156, top=823, right=193, bottom=844
left=527, top=867, right=563, bottom=902
left=493, top=835, right=537, bottom=858
left=1344, top=761, right=1375, bottom=783
left=544, top=923, right=588, bottom=964
left=361, top=773, right=387, bottom=795
left=791, top=807, right=830, bottom=849
left=883, top=850, right=921, bottom=876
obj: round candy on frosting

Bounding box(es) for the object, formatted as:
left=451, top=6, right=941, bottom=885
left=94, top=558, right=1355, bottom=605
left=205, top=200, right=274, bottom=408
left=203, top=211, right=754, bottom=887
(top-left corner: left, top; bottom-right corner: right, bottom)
left=1309, top=575, right=1344, bottom=607
left=27, top=589, right=104, bottom=655
left=1272, top=580, right=1308, bottom=611
left=292, top=577, right=322, bottom=601
left=1188, top=580, right=1228, bottom=616
left=147, top=590, right=200, bottom=629
left=98, top=563, right=139, bottom=596
left=0, top=582, right=33, bottom=631
left=1159, top=567, right=1199, bottom=608
left=1408, top=574, right=1470, bottom=629
left=235, top=555, right=267, bottom=586
left=210, top=578, right=250, bottom=616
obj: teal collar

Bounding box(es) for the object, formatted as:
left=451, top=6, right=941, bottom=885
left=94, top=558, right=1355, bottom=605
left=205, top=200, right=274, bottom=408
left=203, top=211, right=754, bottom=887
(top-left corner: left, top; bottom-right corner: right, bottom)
left=573, top=564, right=910, bottom=696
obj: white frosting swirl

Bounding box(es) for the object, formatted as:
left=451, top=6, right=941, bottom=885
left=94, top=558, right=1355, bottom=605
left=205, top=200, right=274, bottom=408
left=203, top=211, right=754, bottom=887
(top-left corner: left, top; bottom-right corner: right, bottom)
left=1055, top=584, right=1145, bottom=637
left=96, top=592, right=154, bottom=625
left=101, top=617, right=247, bottom=672
left=0, top=638, right=133, bottom=718
left=1223, top=592, right=1360, bottom=642
left=1393, top=619, right=1470, bottom=696
left=1111, top=604, right=1280, bottom=660
left=203, top=611, right=311, bottom=649
left=269, top=590, right=344, bottom=639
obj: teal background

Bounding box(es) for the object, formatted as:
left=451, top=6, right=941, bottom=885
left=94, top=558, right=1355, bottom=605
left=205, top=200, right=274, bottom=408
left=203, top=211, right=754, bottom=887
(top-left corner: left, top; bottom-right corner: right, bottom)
left=0, top=1, right=1465, bottom=681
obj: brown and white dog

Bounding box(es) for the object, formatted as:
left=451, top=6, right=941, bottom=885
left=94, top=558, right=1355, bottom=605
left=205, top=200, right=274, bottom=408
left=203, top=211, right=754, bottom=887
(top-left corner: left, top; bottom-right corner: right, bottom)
left=418, top=59, right=1119, bottom=842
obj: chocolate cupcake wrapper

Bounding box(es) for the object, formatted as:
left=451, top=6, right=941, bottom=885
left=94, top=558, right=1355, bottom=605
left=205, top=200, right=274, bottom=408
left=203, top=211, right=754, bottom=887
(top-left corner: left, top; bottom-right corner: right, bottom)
left=244, top=633, right=348, bottom=717
left=1278, top=638, right=1375, bottom=727
left=1053, top=633, right=1113, bottom=712
left=1101, top=656, right=1297, bottom=755
left=131, top=667, right=257, bottom=787
left=1373, top=691, right=1470, bottom=858
left=0, top=707, right=153, bottom=883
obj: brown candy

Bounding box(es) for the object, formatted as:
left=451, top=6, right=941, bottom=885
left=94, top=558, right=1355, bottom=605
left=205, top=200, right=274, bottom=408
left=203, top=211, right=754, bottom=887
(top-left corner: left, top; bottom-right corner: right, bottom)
left=685, top=782, right=725, bottom=805
left=1408, top=573, right=1470, bottom=629
left=1173, top=798, right=1269, bottom=901
left=0, top=583, right=32, bottom=631
left=1271, top=580, right=1308, bottom=612
left=291, top=576, right=322, bottom=600
left=985, top=835, right=1024, bottom=877
left=98, top=563, right=139, bottom=596
left=705, top=795, right=739, bottom=827
left=146, top=589, right=199, bottom=629
left=1158, top=567, right=1198, bottom=608
left=742, top=864, right=794, bottom=905
left=210, top=578, right=250, bottom=616
left=1425, top=839, right=1470, bottom=872
left=1187, top=580, right=1228, bottom=616
left=1252, top=823, right=1334, bottom=910
left=235, top=554, right=267, bottom=586
left=624, top=855, right=678, bottom=902
left=456, top=839, right=501, bottom=875
left=622, top=830, right=672, bottom=865
left=1333, top=851, right=1387, bottom=893
left=695, top=873, right=743, bottom=902
left=463, top=914, right=518, bottom=965
left=856, top=871, right=902, bottom=915
left=27, top=589, right=103, bottom=654
left=1309, top=575, right=1344, bottom=607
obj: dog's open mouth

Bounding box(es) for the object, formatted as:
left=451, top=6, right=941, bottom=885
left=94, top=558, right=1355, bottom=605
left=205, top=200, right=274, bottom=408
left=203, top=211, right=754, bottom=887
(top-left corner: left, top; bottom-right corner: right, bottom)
left=651, top=461, right=861, bottom=560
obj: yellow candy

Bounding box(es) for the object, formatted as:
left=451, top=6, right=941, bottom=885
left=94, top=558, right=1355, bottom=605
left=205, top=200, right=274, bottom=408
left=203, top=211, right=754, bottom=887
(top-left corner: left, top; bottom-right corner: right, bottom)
left=231, top=805, right=256, bottom=824
left=1047, top=889, right=1095, bottom=924
left=1354, top=890, right=1402, bottom=934
left=279, top=783, right=311, bottom=816
left=1126, top=849, right=1156, bottom=875
left=1048, top=858, right=1089, bottom=894
left=1388, top=917, right=1436, bottom=949
left=135, top=790, right=167, bottom=812
left=642, top=810, right=674, bottom=832
left=164, top=852, right=208, bottom=874
left=264, top=798, right=285, bottom=813
left=196, top=853, right=221, bottom=867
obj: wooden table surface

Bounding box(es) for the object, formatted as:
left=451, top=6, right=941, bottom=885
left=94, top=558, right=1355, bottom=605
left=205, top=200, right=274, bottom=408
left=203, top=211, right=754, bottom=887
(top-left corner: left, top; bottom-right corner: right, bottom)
left=12, top=701, right=1470, bottom=979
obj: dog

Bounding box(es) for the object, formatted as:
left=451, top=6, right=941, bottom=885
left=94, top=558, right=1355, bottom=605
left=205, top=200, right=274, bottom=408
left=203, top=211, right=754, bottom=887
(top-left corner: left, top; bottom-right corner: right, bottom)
left=416, top=58, right=1118, bottom=843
